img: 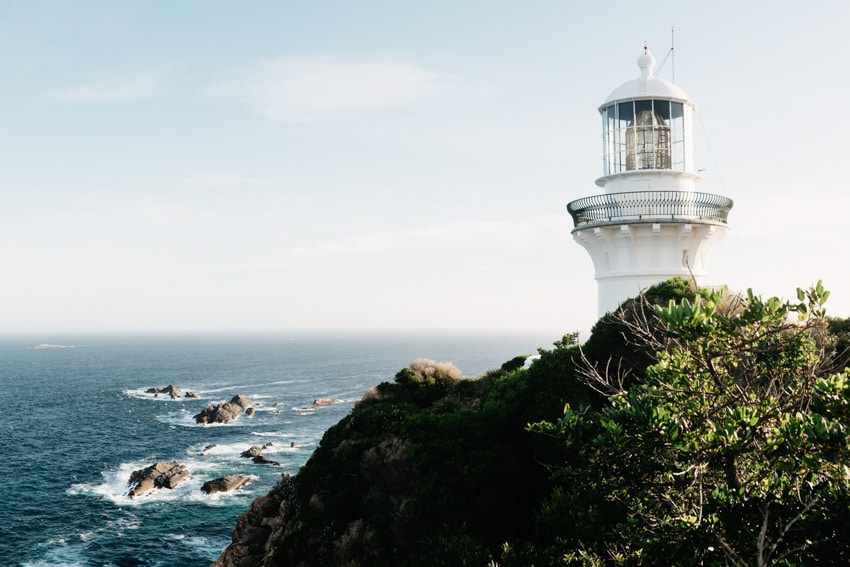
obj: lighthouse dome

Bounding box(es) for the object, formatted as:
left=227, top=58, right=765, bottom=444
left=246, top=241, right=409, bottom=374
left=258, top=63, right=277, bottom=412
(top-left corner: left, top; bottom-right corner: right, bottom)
left=601, top=47, right=692, bottom=107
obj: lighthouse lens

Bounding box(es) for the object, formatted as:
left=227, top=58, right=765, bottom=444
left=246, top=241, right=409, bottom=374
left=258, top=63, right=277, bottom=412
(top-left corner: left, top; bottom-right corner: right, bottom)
left=626, top=101, right=671, bottom=170
left=603, top=100, right=688, bottom=175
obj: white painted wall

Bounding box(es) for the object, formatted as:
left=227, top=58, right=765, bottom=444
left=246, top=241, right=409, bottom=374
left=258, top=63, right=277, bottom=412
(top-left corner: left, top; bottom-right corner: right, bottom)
left=573, top=221, right=728, bottom=316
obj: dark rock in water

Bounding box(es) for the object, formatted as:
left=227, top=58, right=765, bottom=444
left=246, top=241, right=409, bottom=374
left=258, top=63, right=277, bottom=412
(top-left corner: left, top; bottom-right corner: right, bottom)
left=252, top=455, right=280, bottom=466
left=193, top=394, right=254, bottom=424
left=231, top=394, right=253, bottom=409
left=145, top=385, right=182, bottom=399
left=241, top=443, right=279, bottom=464
left=127, top=461, right=190, bottom=498
left=184, top=391, right=198, bottom=399
left=203, top=444, right=217, bottom=453
left=240, top=446, right=264, bottom=459
left=245, top=407, right=256, bottom=417
left=312, top=398, right=342, bottom=409
left=201, top=475, right=252, bottom=494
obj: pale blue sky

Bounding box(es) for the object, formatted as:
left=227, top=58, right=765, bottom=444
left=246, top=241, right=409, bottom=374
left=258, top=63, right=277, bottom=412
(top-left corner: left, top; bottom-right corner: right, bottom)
left=1, top=1, right=848, bottom=335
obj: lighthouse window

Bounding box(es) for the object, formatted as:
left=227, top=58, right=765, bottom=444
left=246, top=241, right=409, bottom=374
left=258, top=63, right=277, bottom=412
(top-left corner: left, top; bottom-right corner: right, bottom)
left=654, top=100, right=671, bottom=122
left=634, top=99, right=652, bottom=115
left=669, top=102, right=686, bottom=170
left=602, top=105, right=616, bottom=176
left=610, top=102, right=633, bottom=174
left=671, top=101, right=684, bottom=120
left=617, top=101, right=634, bottom=122
left=626, top=100, right=671, bottom=170
left=604, top=102, right=625, bottom=175
left=604, top=100, right=684, bottom=174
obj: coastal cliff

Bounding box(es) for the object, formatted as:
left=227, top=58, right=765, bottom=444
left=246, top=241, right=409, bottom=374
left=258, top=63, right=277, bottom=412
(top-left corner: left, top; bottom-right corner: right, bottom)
left=211, top=343, right=591, bottom=566
left=212, top=279, right=850, bottom=565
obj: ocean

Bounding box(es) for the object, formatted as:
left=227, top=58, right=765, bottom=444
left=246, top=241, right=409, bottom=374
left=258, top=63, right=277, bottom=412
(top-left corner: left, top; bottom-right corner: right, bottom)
left=0, top=331, right=553, bottom=566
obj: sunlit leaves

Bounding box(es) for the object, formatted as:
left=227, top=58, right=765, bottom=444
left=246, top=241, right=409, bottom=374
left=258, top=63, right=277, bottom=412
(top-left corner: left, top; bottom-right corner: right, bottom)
left=531, top=281, right=850, bottom=564
left=797, top=279, right=830, bottom=321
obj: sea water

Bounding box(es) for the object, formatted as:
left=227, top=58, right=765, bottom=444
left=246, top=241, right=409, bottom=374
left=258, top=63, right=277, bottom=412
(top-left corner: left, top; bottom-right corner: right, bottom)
left=0, top=331, right=553, bottom=566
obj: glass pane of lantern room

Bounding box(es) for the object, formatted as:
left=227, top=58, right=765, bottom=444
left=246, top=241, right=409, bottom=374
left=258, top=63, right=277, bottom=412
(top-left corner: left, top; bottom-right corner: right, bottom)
left=631, top=101, right=653, bottom=170
left=670, top=102, right=685, bottom=170
left=653, top=100, right=671, bottom=169
left=616, top=102, right=632, bottom=172
left=604, top=106, right=616, bottom=175
left=634, top=100, right=652, bottom=116
left=671, top=101, right=684, bottom=120
left=617, top=101, right=634, bottom=123
left=653, top=100, right=670, bottom=122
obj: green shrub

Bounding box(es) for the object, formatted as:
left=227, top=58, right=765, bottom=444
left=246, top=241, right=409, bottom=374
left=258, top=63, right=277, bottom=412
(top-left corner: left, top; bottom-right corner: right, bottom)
left=261, top=278, right=850, bottom=566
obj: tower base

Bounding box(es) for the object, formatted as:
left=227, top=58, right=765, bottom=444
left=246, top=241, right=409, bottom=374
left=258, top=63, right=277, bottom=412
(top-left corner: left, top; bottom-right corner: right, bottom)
left=572, top=220, right=728, bottom=317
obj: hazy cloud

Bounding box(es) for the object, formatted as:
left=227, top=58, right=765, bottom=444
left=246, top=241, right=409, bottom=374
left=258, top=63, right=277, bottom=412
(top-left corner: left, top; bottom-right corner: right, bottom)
left=208, top=55, right=447, bottom=121
left=280, top=216, right=568, bottom=260
left=189, top=173, right=271, bottom=187
left=52, top=74, right=160, bottom=101
left=286, top=231, right=404, bottom=257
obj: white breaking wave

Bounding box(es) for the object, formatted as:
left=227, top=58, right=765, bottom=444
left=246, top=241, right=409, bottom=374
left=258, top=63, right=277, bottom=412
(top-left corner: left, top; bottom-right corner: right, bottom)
left=67, top=455, right=273, bottom=508
left=122, top=388, right=189, bottom=401
left=165, top=534, right=230, bottom=562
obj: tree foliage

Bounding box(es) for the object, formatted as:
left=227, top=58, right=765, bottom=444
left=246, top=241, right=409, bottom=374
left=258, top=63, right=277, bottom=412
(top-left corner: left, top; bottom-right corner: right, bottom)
left=220, top=279, right=850, bottom=567
left=531, top=281, right=850, bottom=565
left=579, top=276, right=698, bottom=402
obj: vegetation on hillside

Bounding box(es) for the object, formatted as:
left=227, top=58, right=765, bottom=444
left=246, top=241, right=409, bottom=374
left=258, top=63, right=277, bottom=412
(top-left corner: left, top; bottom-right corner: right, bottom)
left=214, top=278, right=850, bottom=567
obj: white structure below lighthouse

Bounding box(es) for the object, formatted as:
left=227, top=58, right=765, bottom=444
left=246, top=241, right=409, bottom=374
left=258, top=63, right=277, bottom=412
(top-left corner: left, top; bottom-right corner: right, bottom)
left=568, top=46, right=732, bottom=317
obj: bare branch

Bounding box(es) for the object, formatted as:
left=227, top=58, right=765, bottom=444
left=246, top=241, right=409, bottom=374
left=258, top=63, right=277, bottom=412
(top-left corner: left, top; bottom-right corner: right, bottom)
left=765, top=497, right=820, bottom=564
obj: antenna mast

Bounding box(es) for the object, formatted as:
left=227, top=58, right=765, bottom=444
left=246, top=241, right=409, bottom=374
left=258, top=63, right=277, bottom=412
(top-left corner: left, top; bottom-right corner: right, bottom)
left=653, top=29, right=676, bottom=79
left=671, top=26, right=675, bottom=84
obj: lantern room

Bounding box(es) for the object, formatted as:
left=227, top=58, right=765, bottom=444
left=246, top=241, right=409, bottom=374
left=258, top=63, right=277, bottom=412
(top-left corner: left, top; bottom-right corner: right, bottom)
left=603, top=99, right=680, bottom=173
left=594, top=46, right=699, bottom=194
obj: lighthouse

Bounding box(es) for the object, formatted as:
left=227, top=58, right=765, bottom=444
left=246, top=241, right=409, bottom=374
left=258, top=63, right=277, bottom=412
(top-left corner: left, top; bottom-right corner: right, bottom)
left=567, top=46, right=733, bottom=317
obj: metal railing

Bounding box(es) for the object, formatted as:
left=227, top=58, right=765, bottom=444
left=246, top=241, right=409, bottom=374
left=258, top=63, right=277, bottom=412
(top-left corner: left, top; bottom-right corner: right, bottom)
left=567, top=190, right=733, bottom=228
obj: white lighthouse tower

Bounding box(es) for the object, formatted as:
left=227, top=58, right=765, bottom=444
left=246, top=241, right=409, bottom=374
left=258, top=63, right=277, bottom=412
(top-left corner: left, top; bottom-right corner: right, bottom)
left=567, top=46, right=733, bottom=317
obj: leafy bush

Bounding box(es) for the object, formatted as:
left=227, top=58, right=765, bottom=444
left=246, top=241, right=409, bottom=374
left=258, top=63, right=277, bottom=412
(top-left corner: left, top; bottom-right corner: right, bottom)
left=500, top=355, right=528, bottom=373
left=225, top=278, right=850, bottom=567
left=531, top=281, right=850, bottom=564
left=580, top=277, right=697, bottom=398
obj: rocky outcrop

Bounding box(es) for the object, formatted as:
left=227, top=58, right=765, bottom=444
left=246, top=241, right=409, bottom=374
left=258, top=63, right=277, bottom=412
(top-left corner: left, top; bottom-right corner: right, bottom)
left=201, top=475, right=252, bottom=494
left=210, top=347, right=574, bottom=566
left=210, top=362, right=541, bottom=566
left=252, top=455, right=280, bottom=466
left=194, top=394, right=254, bottom=424
left=212, top=433, right=419, bottom=565
left=240, top=446, right=264, bottom=459
left=127, top=461, right=190, bottom=498
left=145, top=386, right=198, bottom=399
left=294, top=398, right=345, bottom=412
left=211, top=475, right=296, bottom=567
left=240, top=444, right=279, bottom=465
left=146, top=385, right=182, bottom=399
